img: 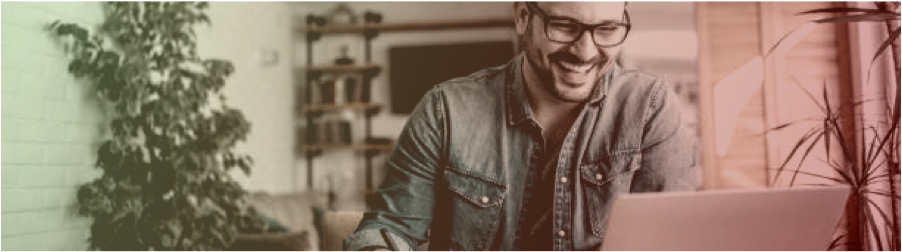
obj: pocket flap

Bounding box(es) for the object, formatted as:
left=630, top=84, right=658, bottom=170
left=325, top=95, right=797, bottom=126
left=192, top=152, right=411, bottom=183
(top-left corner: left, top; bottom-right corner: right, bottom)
left=580, top=151, right=640, bottom=185
left=444, top=167, right=507, bottom=208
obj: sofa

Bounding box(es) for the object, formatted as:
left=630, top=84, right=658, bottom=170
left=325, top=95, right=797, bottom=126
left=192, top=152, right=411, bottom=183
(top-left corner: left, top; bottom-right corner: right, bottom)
left=228, top=190, right=365, bottom=251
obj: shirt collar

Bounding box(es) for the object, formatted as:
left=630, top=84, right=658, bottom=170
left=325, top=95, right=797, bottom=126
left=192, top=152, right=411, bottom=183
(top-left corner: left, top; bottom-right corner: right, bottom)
left=505, top=53, right=617, bottom=126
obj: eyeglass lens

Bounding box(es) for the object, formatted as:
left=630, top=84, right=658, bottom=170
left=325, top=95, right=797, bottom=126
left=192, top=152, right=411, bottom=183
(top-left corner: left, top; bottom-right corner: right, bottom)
left=545, top=20, right=628, bottom=46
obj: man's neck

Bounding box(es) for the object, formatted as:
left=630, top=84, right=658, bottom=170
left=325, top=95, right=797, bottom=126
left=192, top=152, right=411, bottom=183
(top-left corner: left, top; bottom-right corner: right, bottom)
left=521, top=61, right=585, bottom=140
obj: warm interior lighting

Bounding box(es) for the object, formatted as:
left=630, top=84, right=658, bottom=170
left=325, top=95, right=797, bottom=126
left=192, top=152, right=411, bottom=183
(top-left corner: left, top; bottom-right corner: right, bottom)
left=714, top=57, right=764, bottom=156
left=713, top=22, right=816, bottom=156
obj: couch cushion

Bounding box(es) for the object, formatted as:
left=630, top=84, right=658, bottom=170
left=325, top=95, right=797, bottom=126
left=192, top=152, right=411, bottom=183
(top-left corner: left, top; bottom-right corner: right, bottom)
left=321, top=211, right=364, bottom=251
left=248, top=191, right=328, bottom=250
left=229, top=231, right=311, bottom=251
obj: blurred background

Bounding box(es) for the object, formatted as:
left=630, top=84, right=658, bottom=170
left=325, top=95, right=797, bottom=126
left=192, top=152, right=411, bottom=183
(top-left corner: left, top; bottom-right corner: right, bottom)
left=2, top=2, right=897, bottom=250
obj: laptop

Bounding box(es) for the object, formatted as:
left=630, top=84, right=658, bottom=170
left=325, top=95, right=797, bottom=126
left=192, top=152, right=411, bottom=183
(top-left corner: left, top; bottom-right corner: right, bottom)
left=600, top=185, right=851, bottom=251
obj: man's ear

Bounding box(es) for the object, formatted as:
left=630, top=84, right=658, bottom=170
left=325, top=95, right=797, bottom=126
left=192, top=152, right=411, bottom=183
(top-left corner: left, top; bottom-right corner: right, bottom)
left=513, top=2, right=529, bottom=36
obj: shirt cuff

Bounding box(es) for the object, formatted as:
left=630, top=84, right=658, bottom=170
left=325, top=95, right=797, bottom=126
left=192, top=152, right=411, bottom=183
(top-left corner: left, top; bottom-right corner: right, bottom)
left=344, top=228, right=417, bottom=251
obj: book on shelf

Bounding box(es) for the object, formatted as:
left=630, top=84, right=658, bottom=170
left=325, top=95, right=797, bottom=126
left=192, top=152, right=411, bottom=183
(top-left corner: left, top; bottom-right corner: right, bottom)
left=309, top=73, right=368, bottom=106
left=310, top=118, right=352, bottom=145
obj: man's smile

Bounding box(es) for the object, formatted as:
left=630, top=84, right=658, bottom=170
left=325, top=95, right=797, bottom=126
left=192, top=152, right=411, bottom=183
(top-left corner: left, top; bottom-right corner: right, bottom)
left=553, top=59, right=598, bottom=86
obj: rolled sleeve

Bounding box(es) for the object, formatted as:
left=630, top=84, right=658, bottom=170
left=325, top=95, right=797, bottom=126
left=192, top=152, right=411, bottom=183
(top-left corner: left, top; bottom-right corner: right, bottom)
left=344, top=87, right=447, bottom=250
left=344, top=228, right=416, bottom=251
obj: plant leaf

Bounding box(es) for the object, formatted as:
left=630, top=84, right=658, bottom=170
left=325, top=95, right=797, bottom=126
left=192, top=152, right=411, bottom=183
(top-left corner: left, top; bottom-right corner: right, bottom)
left=821, top=79, right=833, bottom=118
left=864, top=157, right=890, bottom=183
left=828, top=233, right=847, bottom=250
left=835, top=98, right=877, bottom=116
left=863, top=126, right=885, bottom=179
left=792, top=76, right=827, bottom=114
left=791, top=133, right=827, bottom=185
left=867, top=116, right=901, bottom=168
left=864, top=197, right=893, bottom=250
left=814, top=13, right=901, bottom=23
left=769, top=167, right=845, bottom=183
left=871, top=27, right=901, bottom=65
left=825, top=158, right=856, bottom=186
left=864, top=169, right=895, bottom=186
left=765, top=22, right=817, bottom=57
left=765, top=121, right=797, bottom=133
left=867, top=189, right=896, bottom=198
left=797, top=183, right=843, bottom=187
left=798, top=7, right=898, bottom=15
left=772, top=127, right=823, bottom=184
left=857, top=199, right=882, bottom=250
left=824, top=115, right=857, bottom=181
left=762, top=116, right=824, bottom=134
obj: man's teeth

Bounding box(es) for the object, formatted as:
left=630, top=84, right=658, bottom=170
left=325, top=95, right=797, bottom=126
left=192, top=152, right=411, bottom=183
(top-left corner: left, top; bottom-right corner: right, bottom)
left=558, top=61, right=593, bottom=73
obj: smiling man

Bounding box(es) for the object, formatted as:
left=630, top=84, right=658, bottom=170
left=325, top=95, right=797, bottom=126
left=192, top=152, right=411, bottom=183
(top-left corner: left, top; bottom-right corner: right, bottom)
left=345, top=2, right=697, bottom=250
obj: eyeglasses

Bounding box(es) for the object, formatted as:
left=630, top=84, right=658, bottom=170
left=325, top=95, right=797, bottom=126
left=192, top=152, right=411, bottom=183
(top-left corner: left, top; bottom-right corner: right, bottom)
left=526, top=2, right=631, bottom=48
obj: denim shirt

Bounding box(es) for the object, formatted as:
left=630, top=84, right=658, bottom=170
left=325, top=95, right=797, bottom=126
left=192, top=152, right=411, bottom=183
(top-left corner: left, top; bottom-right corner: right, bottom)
left=345, top=54, right=697, bottom=251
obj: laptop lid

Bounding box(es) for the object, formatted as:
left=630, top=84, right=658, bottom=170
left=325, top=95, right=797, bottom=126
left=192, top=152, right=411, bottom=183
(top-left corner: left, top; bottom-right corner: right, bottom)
left=600, top=185, right=850, bottom=251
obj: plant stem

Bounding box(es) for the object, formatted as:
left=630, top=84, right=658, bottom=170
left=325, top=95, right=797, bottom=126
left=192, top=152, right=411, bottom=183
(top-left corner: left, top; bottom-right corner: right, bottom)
left=875, top=2, right=901, bottom=250
left=847, top=191, right=864, bottom=250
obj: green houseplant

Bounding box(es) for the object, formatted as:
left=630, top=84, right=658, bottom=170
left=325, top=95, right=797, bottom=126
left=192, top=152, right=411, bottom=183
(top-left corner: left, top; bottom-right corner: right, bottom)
left=50, top=2, right=264, bottom=250
left=766, top=3, right=900, bottom=251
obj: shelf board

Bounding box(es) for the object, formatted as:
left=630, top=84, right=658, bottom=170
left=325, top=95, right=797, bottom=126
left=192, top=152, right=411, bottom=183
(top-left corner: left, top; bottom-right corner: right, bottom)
left=302, top=103, right=382, bottom=113
left=305, top=64, right=380, bottom=73
left=301, top=143, right=394, bottom=152
left=302, top=18, right=513, bottom=35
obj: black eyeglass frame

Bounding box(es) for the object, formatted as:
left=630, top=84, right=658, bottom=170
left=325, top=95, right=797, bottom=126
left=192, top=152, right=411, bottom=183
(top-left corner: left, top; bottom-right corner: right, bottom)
left=525, top=2, right=632, bottom=48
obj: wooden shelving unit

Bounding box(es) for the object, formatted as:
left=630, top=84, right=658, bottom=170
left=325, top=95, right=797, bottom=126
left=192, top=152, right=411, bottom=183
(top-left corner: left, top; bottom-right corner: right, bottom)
left=300, top=18, right=513, bottom=35
left=305, top=64, right=381, bottom=74
left=300, top=16, right=514, bottom=192
left=300, top=143, right=394, bottom=152
left=302, top=16, right=394, bottom=192
left=302, top=103, right=382, bottom=114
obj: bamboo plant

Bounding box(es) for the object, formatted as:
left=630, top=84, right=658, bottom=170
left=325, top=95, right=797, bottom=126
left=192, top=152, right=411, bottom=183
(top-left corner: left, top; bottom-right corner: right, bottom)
left=767, top=3, right=900, bottom=251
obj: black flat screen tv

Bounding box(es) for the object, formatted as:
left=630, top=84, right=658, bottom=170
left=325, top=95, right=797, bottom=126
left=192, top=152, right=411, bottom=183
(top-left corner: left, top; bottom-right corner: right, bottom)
left=389, top=41, right=515, bottom=114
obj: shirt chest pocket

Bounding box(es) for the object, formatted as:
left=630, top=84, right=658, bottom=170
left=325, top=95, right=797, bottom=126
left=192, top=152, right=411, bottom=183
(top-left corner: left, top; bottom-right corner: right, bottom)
left=443, top=166, right=507, bottom=250
left=579, top=151, right=640, bottom=237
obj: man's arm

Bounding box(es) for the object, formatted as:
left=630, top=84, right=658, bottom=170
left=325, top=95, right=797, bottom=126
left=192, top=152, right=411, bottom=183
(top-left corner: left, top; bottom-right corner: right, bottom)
left=631, top=80, right=698, bottom=192
left=344, top=88, right=446, bottom=250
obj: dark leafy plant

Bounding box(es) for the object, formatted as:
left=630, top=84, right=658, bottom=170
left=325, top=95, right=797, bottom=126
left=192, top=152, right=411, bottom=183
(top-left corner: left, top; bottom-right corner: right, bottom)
left=766, top=3, right=900, bottom=251
left=49, top=2, right=264, bottom=250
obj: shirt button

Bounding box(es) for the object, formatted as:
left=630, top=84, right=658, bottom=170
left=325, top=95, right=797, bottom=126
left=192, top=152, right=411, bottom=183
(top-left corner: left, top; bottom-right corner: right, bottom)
left=560, top=177, right=568, bottom=183
left=558, top=230, right=566, bottom=237
left=481, top=196, right=489, bottom=204
left=595, top=173, right=604, bottom=181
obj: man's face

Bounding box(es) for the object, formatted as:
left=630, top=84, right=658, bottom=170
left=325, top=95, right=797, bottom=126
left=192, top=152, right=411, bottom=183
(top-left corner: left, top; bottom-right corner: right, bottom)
left=516, top=2, right=627, bottom=103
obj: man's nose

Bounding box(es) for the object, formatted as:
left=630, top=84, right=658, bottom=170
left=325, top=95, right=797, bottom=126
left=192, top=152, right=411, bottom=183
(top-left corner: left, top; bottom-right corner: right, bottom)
left=570, top=30, right=601, bottom=62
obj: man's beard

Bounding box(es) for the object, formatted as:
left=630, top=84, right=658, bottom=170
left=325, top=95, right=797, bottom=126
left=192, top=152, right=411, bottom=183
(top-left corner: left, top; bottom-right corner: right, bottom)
left=522, top=24, right=608, bottom=103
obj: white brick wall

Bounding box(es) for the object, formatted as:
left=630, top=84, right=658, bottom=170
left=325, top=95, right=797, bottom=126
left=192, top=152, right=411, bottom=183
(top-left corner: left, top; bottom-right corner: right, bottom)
left=196, top=2, right=298, bottom=193
left=2, top=2, right=105, bottom=250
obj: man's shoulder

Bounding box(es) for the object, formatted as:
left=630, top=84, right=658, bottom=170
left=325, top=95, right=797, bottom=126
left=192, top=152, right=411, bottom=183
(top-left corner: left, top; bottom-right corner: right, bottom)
left=607, top=68, right=673, bottom=108
left=430, top=62, right=511, bottom=101
left=612, top=68, right=667, bottom=92
left=417, top=61, right=513, bottom=123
